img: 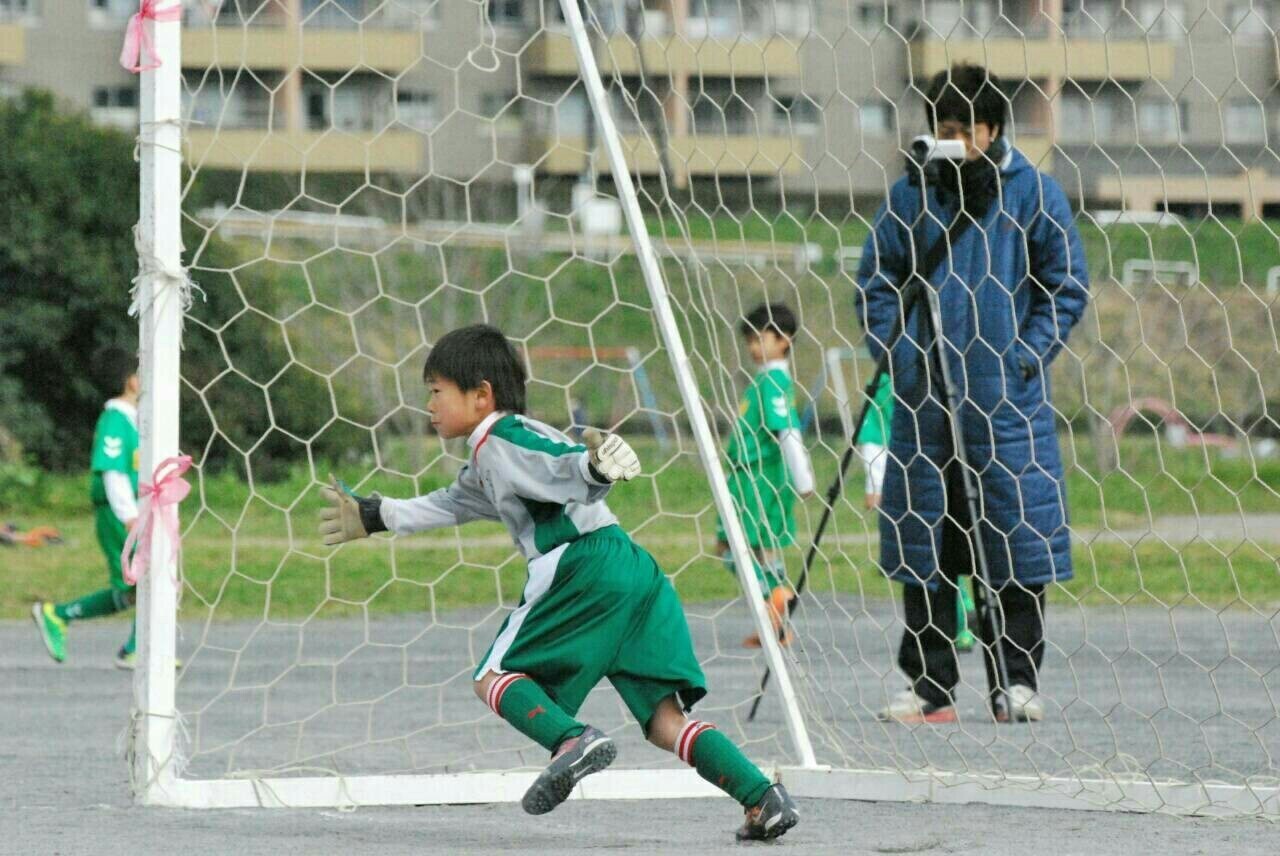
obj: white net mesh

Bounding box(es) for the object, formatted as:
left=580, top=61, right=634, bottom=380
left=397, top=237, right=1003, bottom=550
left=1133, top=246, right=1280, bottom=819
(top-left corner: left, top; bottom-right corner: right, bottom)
left=163, top=0, right=1280, bottom=815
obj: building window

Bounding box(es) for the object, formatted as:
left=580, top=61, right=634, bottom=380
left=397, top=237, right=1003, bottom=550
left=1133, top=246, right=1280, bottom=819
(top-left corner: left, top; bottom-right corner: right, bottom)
left=855, top=2, right=896, bottom=34
left=479, top=92, right=522, bottom=132
left=688, top=0, right=770, bottom=39
left=1138, top=100, right=1178, bottom=143
left=691, top=78, right=756, bottom=136
left=91, top=85, right=139, bottom=130
left=383, top=0, right=442, bottom=28
left=305, top=80, right=381, bottom=132
left=1225, top=100, right=1266, bottom=144
left=88, top=0, right=134, bottom=24
left=1063, top=0, right=1114, bottom=37
left=1226, top=2, right=1272, bottom=43
left=858, top=102, right=893, bottom=138
left=93, top=86, right=137, bottom=109
left=1, top=0, right=35, bottom=19
left=395, top=90, right=436, bottom=131
left=488, top=0, right=523, bottom=27
left=773, top=94, right=820, bottom=133
left=1059, top=90, right=1115, bottom=143
left=1135, top=0, right=1184, bottom=38
left=551, top=88, right=589, bottom=136
left=185, top=83, right=269, bottom=131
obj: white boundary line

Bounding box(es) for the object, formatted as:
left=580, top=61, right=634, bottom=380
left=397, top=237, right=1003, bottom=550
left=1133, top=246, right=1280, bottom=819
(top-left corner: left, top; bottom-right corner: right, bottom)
left=780, top=767, right=1280, bottom=818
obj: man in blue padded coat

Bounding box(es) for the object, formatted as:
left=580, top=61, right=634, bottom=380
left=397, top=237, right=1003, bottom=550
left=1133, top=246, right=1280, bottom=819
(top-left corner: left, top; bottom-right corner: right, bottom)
left=855, top=64, right=1089, bottom=724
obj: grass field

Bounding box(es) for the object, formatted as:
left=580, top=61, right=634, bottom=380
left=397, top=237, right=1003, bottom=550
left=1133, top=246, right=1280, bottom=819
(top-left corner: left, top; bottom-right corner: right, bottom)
left=4, top=435, right=1277, bottom=623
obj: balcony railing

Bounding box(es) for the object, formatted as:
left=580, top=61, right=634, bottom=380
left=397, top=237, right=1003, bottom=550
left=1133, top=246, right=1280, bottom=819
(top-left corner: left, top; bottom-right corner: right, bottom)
left=186, top=127, right=423, bottom=172
left=184, top=0, right=434, bottom=29
left=910, top=34, right=1174, bottom=81
left=531, top=132, right=799, bottom=178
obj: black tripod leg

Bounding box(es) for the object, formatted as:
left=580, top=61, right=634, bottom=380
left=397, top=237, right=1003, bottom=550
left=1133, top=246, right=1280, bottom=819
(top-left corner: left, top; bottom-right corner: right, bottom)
left=919, top=285, right=1013, bottom=717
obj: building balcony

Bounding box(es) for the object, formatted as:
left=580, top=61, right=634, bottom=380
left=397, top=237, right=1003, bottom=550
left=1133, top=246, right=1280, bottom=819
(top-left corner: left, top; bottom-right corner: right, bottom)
left=185, top=128, right=423, bottom=173
left=0, top=23, right=25, bottom=65
left=531, top=133, right=800, bottom=179
left=527, top=31, right=800, bottom=79
left=182, top=26, right=421, bottom=73
left=911, top=37, right=1174, bottom=82
left=1094, top=168, right=1280, bottom=223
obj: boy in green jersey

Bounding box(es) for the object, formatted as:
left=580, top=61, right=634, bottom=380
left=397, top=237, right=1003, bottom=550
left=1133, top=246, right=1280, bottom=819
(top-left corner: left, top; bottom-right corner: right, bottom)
left=32, top=352, right=141, bottom=669
left=716, top=303, right=814, bottom=648
left=319, top=324, right=798, bottom=840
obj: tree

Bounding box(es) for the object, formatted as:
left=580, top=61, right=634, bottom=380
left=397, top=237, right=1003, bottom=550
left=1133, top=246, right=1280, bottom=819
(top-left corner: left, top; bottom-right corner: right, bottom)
left=0, top=90, right=139, bottom=467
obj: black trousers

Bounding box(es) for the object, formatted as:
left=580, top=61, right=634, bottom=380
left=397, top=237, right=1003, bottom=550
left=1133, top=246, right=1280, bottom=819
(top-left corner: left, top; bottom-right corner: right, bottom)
left=897, top=467, right=1046, bottom=708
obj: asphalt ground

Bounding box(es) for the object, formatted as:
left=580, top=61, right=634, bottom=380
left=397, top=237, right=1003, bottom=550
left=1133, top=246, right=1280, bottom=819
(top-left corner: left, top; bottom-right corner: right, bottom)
left=3, top=588, right=1277, bottom=854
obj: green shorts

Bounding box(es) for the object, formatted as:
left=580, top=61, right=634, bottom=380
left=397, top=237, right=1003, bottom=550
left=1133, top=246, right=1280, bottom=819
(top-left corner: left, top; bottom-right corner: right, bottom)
left=475, top=525, right=707, bottom=731
left=716, top=459, right=796, bottom=550
left=94, top=504, right=131, bottom=591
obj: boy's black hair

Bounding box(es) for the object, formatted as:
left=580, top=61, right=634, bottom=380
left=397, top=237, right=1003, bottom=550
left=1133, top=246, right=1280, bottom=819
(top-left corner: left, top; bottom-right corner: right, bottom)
left=95, top=346, right=138, bottom=394
left=740, top=302, right=799, bottom=347
left=422, top=324, right=527, bottom=414
left=924, top=63, right=1007, bottom=135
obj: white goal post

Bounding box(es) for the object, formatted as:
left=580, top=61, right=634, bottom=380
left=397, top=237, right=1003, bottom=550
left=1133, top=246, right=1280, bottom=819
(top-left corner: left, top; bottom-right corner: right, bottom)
left=129, top=0, right=814, bottom=809
left=128, top=0, right=1280, bottom=819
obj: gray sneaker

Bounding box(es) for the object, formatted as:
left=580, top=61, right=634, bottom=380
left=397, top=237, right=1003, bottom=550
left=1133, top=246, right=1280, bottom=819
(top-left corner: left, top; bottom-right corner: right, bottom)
left=996, top=684, right=1045, bottom=723
left=736, top=783, right=799, bottom=841
left=521, top=726, right=616, bottom=815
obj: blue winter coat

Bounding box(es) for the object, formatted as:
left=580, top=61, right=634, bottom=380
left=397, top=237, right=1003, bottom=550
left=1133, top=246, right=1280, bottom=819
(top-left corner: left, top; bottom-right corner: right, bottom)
left=854, top=148, right=1089, bottom=587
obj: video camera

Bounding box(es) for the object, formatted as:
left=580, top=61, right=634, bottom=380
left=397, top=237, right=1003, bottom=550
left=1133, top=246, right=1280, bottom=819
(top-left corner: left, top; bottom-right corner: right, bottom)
left=905, top=134, right=966, bottom=189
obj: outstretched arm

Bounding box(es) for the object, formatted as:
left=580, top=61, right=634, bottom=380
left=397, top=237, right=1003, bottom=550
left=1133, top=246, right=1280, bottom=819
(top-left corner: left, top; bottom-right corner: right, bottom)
left=320, top=473, right=496, bottom=545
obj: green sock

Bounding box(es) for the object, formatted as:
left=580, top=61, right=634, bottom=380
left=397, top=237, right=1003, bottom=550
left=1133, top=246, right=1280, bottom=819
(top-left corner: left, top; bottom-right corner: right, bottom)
left=121, top=621, right=137, bottom=655
left=721, top=549, right=776, bottom=597
left=55, top=588, right=130, bottom=622
left=761, top=559, right=786, bottom=594
left=487, top=672, right=585, bottom=753
left=676, top=720, right=771, bottom=807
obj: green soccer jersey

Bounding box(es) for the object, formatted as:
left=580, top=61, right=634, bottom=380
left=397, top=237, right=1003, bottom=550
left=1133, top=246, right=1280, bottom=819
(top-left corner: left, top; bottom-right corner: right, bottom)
left=856, top=370, right=894, bottom=447
left=727, top=361, right=801, bottom=468
left=89, top=400, right=139, bottom=507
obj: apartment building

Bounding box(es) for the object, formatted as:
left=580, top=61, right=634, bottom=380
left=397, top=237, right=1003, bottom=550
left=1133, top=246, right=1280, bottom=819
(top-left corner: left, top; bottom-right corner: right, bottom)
left=0, top=1, right=1275, bottom=219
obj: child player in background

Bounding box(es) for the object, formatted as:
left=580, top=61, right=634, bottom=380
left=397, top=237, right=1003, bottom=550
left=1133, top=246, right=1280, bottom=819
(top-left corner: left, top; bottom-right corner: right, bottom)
left=31, top=350, right=141, bottom=669
left=319, top=324, right=799, bottom=841
left=715, top=302, right=815, bottom=649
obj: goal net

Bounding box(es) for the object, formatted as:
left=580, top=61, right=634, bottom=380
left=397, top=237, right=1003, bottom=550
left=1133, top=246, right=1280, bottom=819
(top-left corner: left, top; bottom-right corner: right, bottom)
left=130, top=0, right=1280, bottom=816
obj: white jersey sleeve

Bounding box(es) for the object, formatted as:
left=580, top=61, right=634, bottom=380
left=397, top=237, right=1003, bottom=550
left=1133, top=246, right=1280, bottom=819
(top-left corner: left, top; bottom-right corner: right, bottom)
left=104, top=470, right=139, bottom=524
left=379, top=464, right=498, bottom=535
left=779, top=428, right=815, bottom=496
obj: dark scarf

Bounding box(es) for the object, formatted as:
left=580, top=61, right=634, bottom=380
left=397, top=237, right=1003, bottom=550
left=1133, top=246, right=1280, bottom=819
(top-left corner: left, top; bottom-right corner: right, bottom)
left=937, top=137, right=1008, bottom=219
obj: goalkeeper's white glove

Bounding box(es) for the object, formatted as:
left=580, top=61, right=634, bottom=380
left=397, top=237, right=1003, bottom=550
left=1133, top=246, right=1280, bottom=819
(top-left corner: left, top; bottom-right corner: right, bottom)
left=582, top=428, right=641, bottom=482
left=319, top=475, right=386, bottom=545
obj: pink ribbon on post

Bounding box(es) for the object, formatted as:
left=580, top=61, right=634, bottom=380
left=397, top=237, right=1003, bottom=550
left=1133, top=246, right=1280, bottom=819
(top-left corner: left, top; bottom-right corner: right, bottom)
left=121, top=455, right=193, bottom=586
left=119, top=0, right=184, bottom=73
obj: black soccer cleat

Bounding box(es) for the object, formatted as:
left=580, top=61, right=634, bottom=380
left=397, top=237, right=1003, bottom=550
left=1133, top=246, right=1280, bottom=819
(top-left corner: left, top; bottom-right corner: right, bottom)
left=736, top=783, right=799, bottom=842
left=521, top=725, right=617, bottom=815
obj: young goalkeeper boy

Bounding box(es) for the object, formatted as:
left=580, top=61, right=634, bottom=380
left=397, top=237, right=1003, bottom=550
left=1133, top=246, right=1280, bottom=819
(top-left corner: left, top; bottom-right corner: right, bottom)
left=32, top=352, right=141, bottom=669
left=318, top=324, right=798, bottom=841
left=715, top=303, right=814, bottom=648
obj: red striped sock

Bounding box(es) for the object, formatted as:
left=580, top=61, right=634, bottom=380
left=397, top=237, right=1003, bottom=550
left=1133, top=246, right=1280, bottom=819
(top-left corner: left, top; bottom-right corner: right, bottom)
left=484, top=672, right=584, bottom=753
left=674, top=719, right=771, bottom=807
